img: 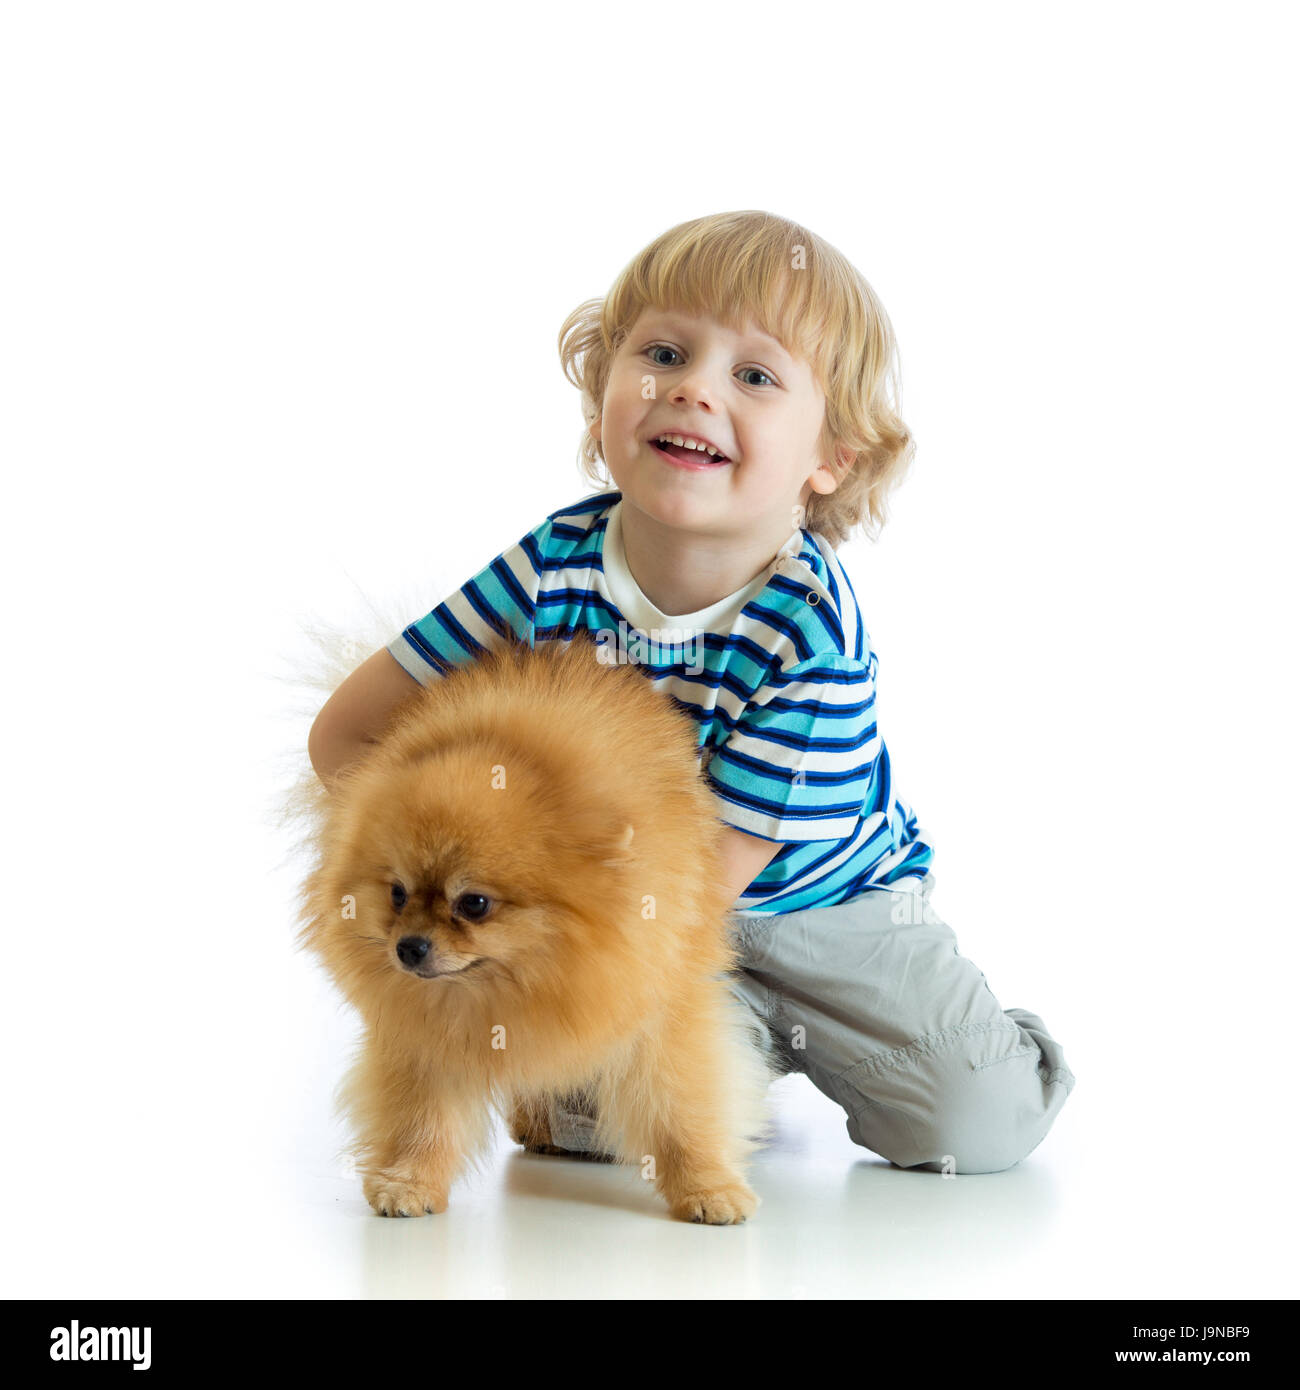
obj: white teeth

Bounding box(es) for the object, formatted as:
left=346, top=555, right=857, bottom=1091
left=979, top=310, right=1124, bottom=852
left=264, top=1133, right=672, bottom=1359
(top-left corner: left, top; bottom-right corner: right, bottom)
left=654, top=434, right=725, bottom=459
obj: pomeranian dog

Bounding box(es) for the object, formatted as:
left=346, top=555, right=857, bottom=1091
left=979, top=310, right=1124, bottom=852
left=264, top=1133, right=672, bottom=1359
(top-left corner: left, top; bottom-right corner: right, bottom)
left=295, top=627, right=773, bottom=1224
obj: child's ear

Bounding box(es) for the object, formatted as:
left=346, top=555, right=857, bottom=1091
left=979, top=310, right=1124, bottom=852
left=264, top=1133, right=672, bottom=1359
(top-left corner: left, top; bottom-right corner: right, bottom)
left=809, top=445, right=852, bottom=496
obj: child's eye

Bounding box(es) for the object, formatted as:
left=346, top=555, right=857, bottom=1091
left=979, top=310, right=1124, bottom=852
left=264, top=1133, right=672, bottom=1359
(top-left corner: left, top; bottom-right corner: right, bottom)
left=643, top=345, right=776, bottom=387
left=645, top=344, right=681, bottom=367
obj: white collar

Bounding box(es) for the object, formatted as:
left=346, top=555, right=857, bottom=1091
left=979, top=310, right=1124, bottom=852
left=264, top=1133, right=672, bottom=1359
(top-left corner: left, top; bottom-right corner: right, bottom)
left=601, top=500, right=801, bottom=634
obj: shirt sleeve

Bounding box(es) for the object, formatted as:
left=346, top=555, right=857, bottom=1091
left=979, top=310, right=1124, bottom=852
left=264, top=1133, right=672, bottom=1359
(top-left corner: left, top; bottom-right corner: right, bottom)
left=387, top=515, right=552, bottom=684
left=704, top=653, right=880, bottom=842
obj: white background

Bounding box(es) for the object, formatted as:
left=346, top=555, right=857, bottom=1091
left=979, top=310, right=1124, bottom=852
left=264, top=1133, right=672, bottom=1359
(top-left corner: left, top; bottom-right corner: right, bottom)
left=3, top=0, right=1296, bottom=1299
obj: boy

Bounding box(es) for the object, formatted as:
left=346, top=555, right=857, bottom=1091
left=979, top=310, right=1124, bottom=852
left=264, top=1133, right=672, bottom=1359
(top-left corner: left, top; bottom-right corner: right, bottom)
left=310, top=210, right=1076, bottom=1173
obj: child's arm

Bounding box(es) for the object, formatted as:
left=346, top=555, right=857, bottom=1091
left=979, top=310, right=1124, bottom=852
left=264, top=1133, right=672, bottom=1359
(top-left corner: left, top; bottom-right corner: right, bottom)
left=308, top=648, right=423, bottom=791
left=718, top=825, right=781, bottom=910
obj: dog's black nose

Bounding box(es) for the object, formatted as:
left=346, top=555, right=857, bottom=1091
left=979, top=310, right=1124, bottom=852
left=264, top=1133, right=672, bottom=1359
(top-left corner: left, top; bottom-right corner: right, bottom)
left=396, top=935, right=431, bottom=967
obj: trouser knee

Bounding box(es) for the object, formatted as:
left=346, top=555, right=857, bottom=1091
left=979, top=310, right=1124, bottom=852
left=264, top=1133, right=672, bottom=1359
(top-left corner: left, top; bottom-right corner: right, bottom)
left=832, top=1020, right=1076, bottom=1174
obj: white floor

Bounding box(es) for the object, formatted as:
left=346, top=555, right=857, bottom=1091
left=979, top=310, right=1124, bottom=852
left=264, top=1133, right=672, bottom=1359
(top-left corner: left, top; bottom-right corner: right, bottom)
left=27, top=1062, right=1281, bottom=1300
left=261, top=1064, right=1290, bottom=1300
left=276, top=1071, right=1084, bottom=1301
left=7, top=851, right=1294, bottom=1302
left=7, top=968, right=1295, bottom=1301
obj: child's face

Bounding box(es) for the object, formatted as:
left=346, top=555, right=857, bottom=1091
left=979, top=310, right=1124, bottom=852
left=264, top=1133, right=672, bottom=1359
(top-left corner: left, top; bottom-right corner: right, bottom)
left=591, top=305, right=841, bottom=542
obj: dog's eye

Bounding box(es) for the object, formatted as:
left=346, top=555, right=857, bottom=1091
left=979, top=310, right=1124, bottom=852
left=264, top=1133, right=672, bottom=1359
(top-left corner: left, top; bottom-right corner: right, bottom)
left=390, top=882, right=407, bottom=911
left=455, top=893, right=490, bottom=921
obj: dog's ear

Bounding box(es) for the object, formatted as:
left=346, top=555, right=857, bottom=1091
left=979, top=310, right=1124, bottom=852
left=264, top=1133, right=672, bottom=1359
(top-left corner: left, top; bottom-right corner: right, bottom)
left=600, top=823, right=636, bottom=868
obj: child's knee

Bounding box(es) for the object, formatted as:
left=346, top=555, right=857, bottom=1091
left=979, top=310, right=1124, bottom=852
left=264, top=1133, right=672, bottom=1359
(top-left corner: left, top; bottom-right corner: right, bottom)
left=839, top=1021, right=1075, bottom=1173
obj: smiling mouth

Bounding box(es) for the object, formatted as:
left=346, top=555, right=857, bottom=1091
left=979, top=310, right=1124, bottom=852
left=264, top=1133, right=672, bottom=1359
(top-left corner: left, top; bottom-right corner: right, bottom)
left=648, top=439, right=731, bottom=469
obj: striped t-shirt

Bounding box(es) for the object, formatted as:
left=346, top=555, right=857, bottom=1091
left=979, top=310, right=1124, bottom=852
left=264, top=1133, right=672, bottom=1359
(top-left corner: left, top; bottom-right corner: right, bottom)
left=387, top=489, right=934, bottom=914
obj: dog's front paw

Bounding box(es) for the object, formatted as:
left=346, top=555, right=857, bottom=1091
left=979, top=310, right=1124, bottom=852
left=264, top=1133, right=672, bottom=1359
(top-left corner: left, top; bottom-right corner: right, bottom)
left=363, top=1169, right=448, bottom=1218
left=668, top=1180, right=759, bottom=1226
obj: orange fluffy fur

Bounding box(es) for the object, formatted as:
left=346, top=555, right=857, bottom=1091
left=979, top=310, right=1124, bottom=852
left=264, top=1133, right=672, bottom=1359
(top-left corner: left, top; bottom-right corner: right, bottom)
left=296, top=629, right=774, bottom=1224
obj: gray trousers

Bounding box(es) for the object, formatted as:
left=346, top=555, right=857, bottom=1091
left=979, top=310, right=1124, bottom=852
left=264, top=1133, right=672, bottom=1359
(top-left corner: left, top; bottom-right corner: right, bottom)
left=546, top=872, right=1077, bottom=1174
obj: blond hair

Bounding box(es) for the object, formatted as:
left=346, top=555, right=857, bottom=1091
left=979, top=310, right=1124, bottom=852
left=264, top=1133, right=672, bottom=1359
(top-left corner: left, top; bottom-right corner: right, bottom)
left=557, top=210, right=916, bottom=548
